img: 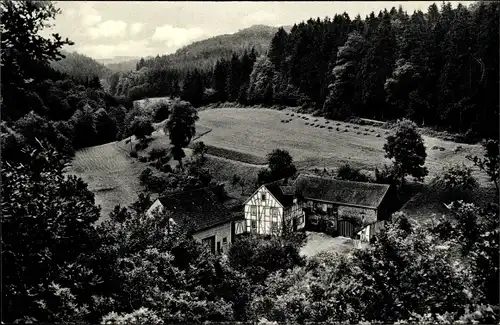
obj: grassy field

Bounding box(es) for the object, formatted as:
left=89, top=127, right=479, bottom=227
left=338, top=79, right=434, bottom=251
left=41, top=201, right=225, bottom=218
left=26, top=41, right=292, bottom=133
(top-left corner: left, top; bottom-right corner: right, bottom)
left=68, top=105, right=492, bottom=220
left=66, top=142, right=148, bottom=220
left=194, top=107, right=489, bottom=185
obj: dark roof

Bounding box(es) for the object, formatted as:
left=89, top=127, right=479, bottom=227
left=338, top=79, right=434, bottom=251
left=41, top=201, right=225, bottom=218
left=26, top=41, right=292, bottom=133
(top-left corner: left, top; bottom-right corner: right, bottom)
left=264, top=179, right=295, bottom=207
left=294, top=174, right=390, bottom=209
left=157, top=187, right=233, bottom=232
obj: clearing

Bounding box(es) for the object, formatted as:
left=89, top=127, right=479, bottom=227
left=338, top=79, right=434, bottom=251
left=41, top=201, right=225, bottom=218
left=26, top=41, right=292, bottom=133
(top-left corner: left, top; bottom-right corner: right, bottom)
left=193, top=107, right=489, bottom=185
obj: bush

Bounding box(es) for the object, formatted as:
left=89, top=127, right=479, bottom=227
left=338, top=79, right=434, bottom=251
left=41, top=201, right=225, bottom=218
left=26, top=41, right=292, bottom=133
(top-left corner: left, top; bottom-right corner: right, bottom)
left=138, top=156, right=148, bottom=163
left=375, top=164, right=399, bottom=186
left=337, top=164, right=370, bottom=182
left=130, top=150, right=138, bottom=158
left=149, top=147, right=169, bottom=161
left=433, top=164, right=478, bottom=202
left=135, top=142, right=148, bottom=151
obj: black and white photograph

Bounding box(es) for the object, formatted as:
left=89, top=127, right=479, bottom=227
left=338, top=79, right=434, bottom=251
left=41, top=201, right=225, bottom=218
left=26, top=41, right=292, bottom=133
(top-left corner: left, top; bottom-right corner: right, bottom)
left=1, top=0, right=499, bottom=323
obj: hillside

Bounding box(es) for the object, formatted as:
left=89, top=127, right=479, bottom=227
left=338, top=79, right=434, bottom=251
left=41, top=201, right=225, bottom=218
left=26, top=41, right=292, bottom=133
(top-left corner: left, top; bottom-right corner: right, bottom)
left=136, top=25, right=288, bottom=73
left=51, top=51, right=112, bottom=79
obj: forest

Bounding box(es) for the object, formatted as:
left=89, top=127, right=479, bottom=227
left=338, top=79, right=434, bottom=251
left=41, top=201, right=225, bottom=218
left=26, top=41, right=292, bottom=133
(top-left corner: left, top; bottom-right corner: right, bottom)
left=1, top=1, right=499, bottom=324
left=110, top=2, right=499, bottom=140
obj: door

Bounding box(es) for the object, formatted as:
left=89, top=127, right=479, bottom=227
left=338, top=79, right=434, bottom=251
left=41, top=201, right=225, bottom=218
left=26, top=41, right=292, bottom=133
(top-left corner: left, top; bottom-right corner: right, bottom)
left=202, top=235, right=216, bottom=254
left=292, top=217, right=297, bottom=231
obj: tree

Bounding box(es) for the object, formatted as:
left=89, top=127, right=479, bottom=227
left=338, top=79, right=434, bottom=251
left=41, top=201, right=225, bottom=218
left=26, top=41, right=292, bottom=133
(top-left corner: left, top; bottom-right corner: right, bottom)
left=433, top=164, right=478, bottom=202
left=467, top=140, right=499, bottom=197
left=129, top=115, right=154, bottom=142
left=1, top=0, right=74, bottom=120
left=95, top=108, right=117, bottom=143
left=247, top=56, right=274, bottom=105
left=267, top=149, right=297, bottom=181
left=2, top=141, right=101, bottom=323
left=164, top=100, right=199, bottom=169
left=383, top=118, right=428, bottom=183
left=323, top=31, right=367, bottom=119
left=336, top=164, right=370, bottom=182
left=231, top=174, right=246, bottom=195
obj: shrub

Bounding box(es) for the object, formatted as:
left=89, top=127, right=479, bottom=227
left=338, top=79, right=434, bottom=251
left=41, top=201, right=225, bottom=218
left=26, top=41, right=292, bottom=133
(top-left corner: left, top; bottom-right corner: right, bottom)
left=149, top=147, right=169, bottom=161
left=130, top=150, right=138, bottom=158
left=135, top=142, right=148, bottom=151
left=433, top=164, right=478, bottom=202
left=138, top=156, right=148, bottom=163
left=336, top=164, right=370, bottom=182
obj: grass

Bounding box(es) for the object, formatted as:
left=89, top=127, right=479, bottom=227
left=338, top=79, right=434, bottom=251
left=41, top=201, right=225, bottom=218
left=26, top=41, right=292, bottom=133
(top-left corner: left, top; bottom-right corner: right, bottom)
left=196, top=107, right=489, bottom=185
left=66, top=142, right=148, bottom=221
left=187, top=143, right=267, bottom=165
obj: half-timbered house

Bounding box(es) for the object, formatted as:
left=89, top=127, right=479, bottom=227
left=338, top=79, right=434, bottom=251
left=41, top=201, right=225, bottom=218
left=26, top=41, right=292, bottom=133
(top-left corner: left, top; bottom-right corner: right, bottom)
left=242, top=179, right=305, bottom=235
left=146, top=187, right=245, bottom=254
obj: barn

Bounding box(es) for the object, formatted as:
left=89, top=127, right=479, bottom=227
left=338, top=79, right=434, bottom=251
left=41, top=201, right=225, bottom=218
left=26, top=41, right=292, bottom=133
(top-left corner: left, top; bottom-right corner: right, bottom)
left=146, top=186, right=245, bottom=254
left=294, top=174, right=393, bottom=237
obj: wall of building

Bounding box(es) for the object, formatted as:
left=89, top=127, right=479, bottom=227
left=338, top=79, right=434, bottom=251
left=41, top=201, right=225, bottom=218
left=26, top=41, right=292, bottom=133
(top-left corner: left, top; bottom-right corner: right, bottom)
left=244, top=186, right=284, bottom=235
left=146, top=199, right=163, bottom=217
left=193, top=222, right=233, bottom=254
left=338, top=205, right=377, bottom=226
left=289, top=201, right=306, bottom=230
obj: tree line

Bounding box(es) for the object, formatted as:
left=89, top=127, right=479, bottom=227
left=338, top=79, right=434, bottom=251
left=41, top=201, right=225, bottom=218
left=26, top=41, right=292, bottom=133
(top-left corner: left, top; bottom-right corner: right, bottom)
left=116, top=2, right=498, bottom=140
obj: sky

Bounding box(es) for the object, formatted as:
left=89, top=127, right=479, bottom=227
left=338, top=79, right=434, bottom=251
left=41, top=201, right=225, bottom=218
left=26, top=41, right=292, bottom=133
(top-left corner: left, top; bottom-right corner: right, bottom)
left=46, top=1, right=473, bottom=60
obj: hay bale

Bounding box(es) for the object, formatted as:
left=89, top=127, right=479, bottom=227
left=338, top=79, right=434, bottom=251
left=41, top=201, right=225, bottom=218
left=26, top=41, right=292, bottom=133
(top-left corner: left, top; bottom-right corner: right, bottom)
left=370, top=129, right=375, bottom=132
left=320, top=125, right=325, bottom=128
left=376, top=133, right=381, bottom=137
left=346, top=125, right=350, bottom=128
left=336, top=123, right=341, bottom=126
left=353, top=126, right=359, bottom=129
left=344, top=129, right=349, bottom=132
left=305, top=122, right=309, bottom=125
left=281, top=120, right=285, bottom=123
left=356, top=131, right=361, bottom=135
left=328, top=126, right=333, bottom=130
left=291, top=113, right=295, bottom=117
left=363, top=132, right=369, bottom=136
left=325, top=121, right=329, bottom=124
left=336, top=127, right=340, bottom=131
left=314, top=119, right=318, bottom=122
left=365, top=128, right=369, bottom=131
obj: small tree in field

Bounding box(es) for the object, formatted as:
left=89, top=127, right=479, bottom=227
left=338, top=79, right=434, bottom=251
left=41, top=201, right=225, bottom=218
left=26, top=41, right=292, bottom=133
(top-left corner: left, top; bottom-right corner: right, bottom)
left=267, top=149, right=297, bottom=180
left=164, top=100, right=199, bottom=170
left=231, top=174, right=245, bottom=195
left=467, top=139, right=499, bottom=197
left=383, top=118, right=428, bottom=183
left=129, top=116, right=154, bottom=142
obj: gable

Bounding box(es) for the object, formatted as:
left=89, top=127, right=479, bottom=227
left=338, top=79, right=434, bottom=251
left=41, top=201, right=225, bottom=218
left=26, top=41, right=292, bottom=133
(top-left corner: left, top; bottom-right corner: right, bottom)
left=244, top=185, right=284, bottom=208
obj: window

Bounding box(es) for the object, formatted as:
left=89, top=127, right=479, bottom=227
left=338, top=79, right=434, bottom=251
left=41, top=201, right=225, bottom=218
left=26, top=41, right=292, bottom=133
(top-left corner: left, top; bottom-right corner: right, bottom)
left=217, top=241, right=221, bottom=254
left=261, top=193, right=267, bottom=201
left=251, top=220, right=257, bottom=231
left=223, top=237, right=227, bottom=244
left=250, top=205, right=257, bottom=216
left=272, top=221, right=278, bottom=230
left=271, top=207, right=279, bottom=219
left=327, top=207, right=333, bottom=215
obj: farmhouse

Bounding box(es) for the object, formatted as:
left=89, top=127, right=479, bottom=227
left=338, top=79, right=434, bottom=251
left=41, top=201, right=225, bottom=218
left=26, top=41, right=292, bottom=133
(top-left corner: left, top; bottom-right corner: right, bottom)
left=294, top=174, right=392, bottom=237
left=146, top=186, right=245, bottom=254
left=242, top=174, right=393, bottom=237
left=242, top=179, right=305, bottom=235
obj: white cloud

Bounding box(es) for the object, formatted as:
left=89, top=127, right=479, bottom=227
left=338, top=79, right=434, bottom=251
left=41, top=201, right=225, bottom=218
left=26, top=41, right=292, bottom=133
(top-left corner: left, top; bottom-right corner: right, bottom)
left=130, top=23, right=145, bottom=36
left=78, top=40, right=155, bottom=59
left=87, top=20, right=128, bottom=39
left=152, top=24, right=206, bottom=49
left=79, top=3, right=102, bottom=26
left=242, top=10, right=281, bottom=26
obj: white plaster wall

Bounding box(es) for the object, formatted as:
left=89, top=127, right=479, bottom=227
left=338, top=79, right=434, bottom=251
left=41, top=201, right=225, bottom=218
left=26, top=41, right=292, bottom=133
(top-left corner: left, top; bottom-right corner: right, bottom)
left=193, top=222, right=233, bottom=253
